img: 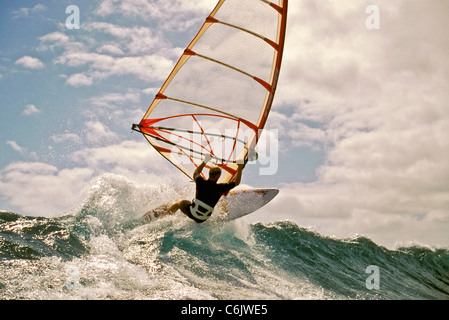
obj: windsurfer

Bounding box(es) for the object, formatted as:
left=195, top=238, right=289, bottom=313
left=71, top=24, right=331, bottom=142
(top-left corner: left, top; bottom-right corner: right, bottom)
left=158, top=154, right=245, bottom=223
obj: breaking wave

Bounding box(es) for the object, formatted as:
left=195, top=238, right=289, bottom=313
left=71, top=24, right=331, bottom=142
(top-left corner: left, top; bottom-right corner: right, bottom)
left=1, top=174, right=448, bottom=299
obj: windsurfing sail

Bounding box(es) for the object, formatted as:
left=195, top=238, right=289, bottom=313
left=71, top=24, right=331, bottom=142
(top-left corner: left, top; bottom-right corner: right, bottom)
left=133, top=0, right=288, bottom=183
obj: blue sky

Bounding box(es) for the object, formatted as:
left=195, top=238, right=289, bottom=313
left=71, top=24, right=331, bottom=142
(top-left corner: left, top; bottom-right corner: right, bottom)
left=0, top=0, right=320, bottom=205
left=1, top=0, right=448, bottom=248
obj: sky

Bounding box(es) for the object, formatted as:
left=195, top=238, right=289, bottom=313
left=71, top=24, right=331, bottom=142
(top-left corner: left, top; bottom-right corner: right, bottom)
left=1, top=0, right=448, bottom=249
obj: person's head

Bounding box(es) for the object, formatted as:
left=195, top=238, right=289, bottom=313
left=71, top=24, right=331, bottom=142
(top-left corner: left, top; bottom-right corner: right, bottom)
left=208, top=166, right=222, bottom=182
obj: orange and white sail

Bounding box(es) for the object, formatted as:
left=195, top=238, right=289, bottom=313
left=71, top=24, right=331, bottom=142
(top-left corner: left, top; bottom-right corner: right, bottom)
left=133, top=0, right=288, bottom=182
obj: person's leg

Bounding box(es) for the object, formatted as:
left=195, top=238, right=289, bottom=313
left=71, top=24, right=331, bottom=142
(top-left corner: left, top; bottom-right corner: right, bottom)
left=157, top=200, right=180, bottom=218
left=178, top=200, right=191, bottom=216
left=158, top=200, right=190, bottom=219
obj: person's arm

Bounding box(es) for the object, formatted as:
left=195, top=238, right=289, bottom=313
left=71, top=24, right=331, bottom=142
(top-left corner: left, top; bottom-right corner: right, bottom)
left=233, top=163, right=244, bottom=187
left=194, top=154, right=212, bottom=179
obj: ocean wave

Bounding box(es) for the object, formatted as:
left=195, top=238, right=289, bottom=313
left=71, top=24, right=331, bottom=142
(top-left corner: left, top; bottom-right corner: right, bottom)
left=1, top=174, right=448, bottom=300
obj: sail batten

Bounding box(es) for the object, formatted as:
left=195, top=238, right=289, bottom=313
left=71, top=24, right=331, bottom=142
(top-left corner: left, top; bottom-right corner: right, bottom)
left=134, top=0, right=288, bottom=182
left=211, top=19, right=277, bottom=49
left=193, top=51, right=257, bottom=81
left=164, top=97, right=241, bottom=120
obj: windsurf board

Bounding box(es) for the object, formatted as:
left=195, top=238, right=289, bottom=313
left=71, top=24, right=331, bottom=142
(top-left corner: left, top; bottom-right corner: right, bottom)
left=143, top=188, right=279, bottom=223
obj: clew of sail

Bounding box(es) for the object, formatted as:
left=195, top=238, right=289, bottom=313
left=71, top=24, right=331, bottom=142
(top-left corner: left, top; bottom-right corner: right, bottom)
left=133, top=0, right=288, bottom=182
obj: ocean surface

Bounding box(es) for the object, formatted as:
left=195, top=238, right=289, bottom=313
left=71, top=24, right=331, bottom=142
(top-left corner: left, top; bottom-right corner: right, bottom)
left=1, top=174, right=448, bottom=300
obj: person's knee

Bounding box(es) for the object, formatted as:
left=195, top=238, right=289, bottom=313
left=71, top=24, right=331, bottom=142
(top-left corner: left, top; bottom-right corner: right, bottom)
left=178, top=200, right=191, bottom=214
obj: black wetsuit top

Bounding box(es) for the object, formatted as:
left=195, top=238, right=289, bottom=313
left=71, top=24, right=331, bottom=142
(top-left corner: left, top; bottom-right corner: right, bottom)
left=194, top=176, right=236, bottom=208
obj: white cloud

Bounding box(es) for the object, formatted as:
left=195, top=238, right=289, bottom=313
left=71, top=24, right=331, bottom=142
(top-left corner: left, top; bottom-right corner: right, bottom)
left=142, top=87, right=159, bottom=96
left=6, top=141, right=26, bottom=154
left=37, top=8, right=181, bottom=87
left=38, top=32, right=86, bottom=52
left=51, top=133, right=82, bottom=145
left=88, top=92, right=141, bottom=109
left=71, top=140, right=168, bottom=174
left=87, top=22, right=163, bottom=55
left=261, top=0, right=449, bottom=248
left=266, top=181, right=449, bottom=248
left=12, top=4, right=46, bottom=19
left=22, top=104, right=41, bottom=116
left=79, top=91, right=144, bottom=133
left=39, top=31, right=70, bottom=44
left=95, top=0, right=212, bottom=22
left=0, top=162, right=94, bottom=216
left=83, top=120, right=118, bottom=144
left=0, top=140, right=173, bottom=217
left=15, top=56, right=44, bottom=69
left=268, top=111, right=326, bottom=151
left=6, top=141, right=38, bottom=159
left=97, top=44, right=125, bottom=56
left=66, top=73, right=93, bottom=87
left=56, top=51, right=172, bottom=86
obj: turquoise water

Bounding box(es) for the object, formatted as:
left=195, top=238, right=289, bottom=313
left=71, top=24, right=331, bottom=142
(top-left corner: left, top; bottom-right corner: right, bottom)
left=1, top=175, right=448, bottom=300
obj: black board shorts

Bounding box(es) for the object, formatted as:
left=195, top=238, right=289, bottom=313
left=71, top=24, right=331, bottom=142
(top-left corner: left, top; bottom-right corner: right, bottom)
left=179, top=200, right=207, bottom=224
